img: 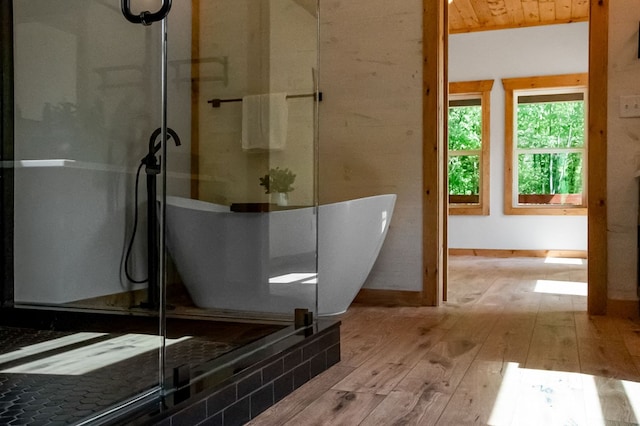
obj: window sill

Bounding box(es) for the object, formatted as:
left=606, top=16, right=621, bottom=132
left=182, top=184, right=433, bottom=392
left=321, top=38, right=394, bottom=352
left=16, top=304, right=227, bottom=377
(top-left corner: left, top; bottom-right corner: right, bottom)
left=504, top=205, right=587, bottom=216
left=449, top=205, right=489, bottom=216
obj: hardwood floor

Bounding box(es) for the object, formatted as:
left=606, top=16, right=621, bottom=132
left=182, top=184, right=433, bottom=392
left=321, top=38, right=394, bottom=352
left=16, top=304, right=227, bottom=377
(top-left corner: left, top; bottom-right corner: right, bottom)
left=248, top=256, right=640, bottom=425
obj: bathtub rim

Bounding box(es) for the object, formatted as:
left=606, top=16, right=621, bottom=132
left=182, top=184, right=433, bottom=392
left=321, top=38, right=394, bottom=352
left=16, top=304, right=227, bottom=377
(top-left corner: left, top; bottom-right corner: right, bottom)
left=164, top=193, right=397, bottom=212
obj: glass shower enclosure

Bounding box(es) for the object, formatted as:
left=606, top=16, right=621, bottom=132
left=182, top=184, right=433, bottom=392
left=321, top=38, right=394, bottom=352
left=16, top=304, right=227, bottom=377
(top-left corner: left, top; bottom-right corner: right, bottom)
left=0, top=0, right=319, bottom=423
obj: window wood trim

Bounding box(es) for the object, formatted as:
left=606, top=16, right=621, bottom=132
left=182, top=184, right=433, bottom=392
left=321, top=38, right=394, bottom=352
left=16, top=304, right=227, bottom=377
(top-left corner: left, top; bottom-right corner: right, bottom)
left=422, top=0, right=447, bottom=306
left=448, top=79, right=493, bottom=216
left=502, top=73, right=588, bottom=216
left=588, top=0, right=608, bottom=315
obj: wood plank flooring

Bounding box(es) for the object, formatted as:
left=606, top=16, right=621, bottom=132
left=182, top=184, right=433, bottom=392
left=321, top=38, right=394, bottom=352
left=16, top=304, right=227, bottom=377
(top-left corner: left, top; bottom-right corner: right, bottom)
left=248, top=256, right=640, bottom=425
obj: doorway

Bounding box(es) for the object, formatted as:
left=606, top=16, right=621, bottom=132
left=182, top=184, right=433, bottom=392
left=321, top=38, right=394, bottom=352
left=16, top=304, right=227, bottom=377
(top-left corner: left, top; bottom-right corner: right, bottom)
left=424, top=1, right=608, bottom=313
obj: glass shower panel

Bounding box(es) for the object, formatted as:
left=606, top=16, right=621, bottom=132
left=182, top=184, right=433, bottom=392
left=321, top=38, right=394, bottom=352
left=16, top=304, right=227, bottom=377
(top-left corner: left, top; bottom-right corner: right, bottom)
left=7, top=0, right=166, bottom=422
left=163, top=0, right=318, bottom=320
left=13, top=0, right=165, bottom=311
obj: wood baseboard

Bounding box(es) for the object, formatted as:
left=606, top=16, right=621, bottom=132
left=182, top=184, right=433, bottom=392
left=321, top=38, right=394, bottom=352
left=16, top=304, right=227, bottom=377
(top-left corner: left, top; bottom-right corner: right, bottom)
left=449, top=248, right=587, bottom=259
left=607, top=299, right=640, bottom=319
left=353, top=289, right=424, bottom=307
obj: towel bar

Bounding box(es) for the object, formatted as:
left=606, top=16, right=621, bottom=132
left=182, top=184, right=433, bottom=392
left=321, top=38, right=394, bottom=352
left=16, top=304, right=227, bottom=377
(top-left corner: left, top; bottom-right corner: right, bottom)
left=207, top=92, right=322, bottom=108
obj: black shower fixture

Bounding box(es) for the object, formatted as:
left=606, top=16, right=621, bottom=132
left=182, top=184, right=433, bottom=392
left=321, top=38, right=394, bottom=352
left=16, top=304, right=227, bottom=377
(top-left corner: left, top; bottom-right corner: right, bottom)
left=121, top=0, right=172, bottom=26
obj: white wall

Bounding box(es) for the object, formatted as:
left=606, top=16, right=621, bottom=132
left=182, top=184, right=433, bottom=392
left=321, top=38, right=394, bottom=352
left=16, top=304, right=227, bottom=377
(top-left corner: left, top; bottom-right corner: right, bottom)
left=319, top=0, right=424, bottom=291
left=167, top=1, right=194, bottom=197
left=607, top=2, right=640, bottom=301
left=197, top=0, right=317, bottom=206
left=448, top=23, right=589, bottom=251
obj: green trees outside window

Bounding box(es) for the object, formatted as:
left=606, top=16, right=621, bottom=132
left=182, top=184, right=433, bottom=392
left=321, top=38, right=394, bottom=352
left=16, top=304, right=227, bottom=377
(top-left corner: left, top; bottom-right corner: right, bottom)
left=448, top=80, right=493, bottom=216
left=515, top=95, right=585, bottom=206
left=448, top=102, right=481, bottom=200
left=502, top=73, right=588, bottom=215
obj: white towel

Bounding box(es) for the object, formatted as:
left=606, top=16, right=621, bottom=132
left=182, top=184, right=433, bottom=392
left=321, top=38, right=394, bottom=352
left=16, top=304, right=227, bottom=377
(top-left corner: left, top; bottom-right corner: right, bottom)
left=241, top=93, right=288, bottom=151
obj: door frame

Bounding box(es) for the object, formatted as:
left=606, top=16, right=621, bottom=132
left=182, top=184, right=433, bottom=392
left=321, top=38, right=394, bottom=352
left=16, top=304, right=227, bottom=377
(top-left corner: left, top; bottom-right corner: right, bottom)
left=587, top=0, right=608, bottom=314
left=422, top=0, right=447, bottom=305
left=423, top=0, right=608, bottom=313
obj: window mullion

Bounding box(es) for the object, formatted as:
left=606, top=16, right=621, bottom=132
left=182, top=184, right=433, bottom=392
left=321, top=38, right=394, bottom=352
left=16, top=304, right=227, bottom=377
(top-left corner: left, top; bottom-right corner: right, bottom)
left=514, top=147, right=584, bottom=155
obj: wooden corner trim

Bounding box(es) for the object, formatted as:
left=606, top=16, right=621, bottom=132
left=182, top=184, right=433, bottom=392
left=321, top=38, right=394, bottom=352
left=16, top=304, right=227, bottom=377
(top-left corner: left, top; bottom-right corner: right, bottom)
left=353, top=289, right=425, bottom=307
left=606, top=299, right=639, bottom=319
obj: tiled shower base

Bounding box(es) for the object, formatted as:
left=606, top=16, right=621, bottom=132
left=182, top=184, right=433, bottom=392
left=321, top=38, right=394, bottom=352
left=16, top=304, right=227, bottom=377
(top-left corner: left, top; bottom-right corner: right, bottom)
left=0, top=309, right=282, bottom=425
left=0, top=309, right=340, bottom=426
left=140, top=320, right=340, bottom=426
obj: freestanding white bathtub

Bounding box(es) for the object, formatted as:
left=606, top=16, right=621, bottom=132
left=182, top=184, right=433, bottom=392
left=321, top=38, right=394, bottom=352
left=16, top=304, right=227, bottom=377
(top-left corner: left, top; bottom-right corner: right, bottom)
left=164, top=194, right=396, bottom=316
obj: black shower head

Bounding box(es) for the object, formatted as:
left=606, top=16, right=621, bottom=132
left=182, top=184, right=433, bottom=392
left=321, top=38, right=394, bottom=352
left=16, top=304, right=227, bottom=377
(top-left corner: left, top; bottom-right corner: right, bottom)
left=148, top=127, right=181, bottom=156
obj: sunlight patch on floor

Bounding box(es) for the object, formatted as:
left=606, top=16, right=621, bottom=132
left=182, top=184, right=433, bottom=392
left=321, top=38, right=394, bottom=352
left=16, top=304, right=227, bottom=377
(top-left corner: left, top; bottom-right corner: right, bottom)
left=622, top=380, right=640, bottom=422
left=488, top=363, right=611, bottom=425
left=534, top=279, right=588, bottom=296
left=486, top=362, right=520, bottom=425
left=0, top=332, right=106, bottom=365
left=1, top=334, right=191, bottom=375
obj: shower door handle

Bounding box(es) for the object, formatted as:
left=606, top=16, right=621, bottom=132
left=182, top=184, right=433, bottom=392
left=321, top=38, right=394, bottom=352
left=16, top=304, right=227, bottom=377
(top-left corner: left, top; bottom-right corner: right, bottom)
left=121, top=0, right=172, bottom=26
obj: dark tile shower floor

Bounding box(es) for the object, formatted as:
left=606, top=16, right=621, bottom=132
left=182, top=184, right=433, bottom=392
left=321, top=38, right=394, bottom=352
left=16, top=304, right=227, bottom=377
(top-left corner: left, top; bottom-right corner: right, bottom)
left=0, top=313, right=284, bottom=425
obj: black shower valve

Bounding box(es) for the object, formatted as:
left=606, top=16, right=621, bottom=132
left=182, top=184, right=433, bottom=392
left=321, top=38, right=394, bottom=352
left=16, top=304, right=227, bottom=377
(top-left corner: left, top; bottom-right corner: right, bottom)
left=142, top=153, right=161, bottom=174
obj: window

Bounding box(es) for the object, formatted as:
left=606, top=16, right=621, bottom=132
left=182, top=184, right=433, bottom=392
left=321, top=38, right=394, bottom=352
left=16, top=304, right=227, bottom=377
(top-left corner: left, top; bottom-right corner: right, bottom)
left=502, top=74, right=588, bottom=215
left=448, top=80, right=493, bottom=215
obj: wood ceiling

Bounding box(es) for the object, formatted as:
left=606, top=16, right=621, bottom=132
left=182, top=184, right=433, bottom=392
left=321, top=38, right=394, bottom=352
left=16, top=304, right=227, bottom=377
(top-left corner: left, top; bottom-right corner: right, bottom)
left=449, top=0, right=589, bottom=33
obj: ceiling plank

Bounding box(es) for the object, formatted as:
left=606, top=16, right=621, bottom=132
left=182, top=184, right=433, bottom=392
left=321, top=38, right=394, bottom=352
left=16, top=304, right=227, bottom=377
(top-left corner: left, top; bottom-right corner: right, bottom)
left=448, top=0, right=588, bottom=33
left=468, top=0, right=496, bottom=26
left=503, top=0, right=526, bottom=27
left=572, top=0, right=589, bottom=19
left=555, top=0, right=572, bottom=20
left=539, top=0, right=556, bottom=22
left=448, top=4, right=467, bottom=32
left=452, top=0, right=481, bottom=29
left=521, top=0, right=541, bottom=24
left=486, top=0, right=511, bottom=26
